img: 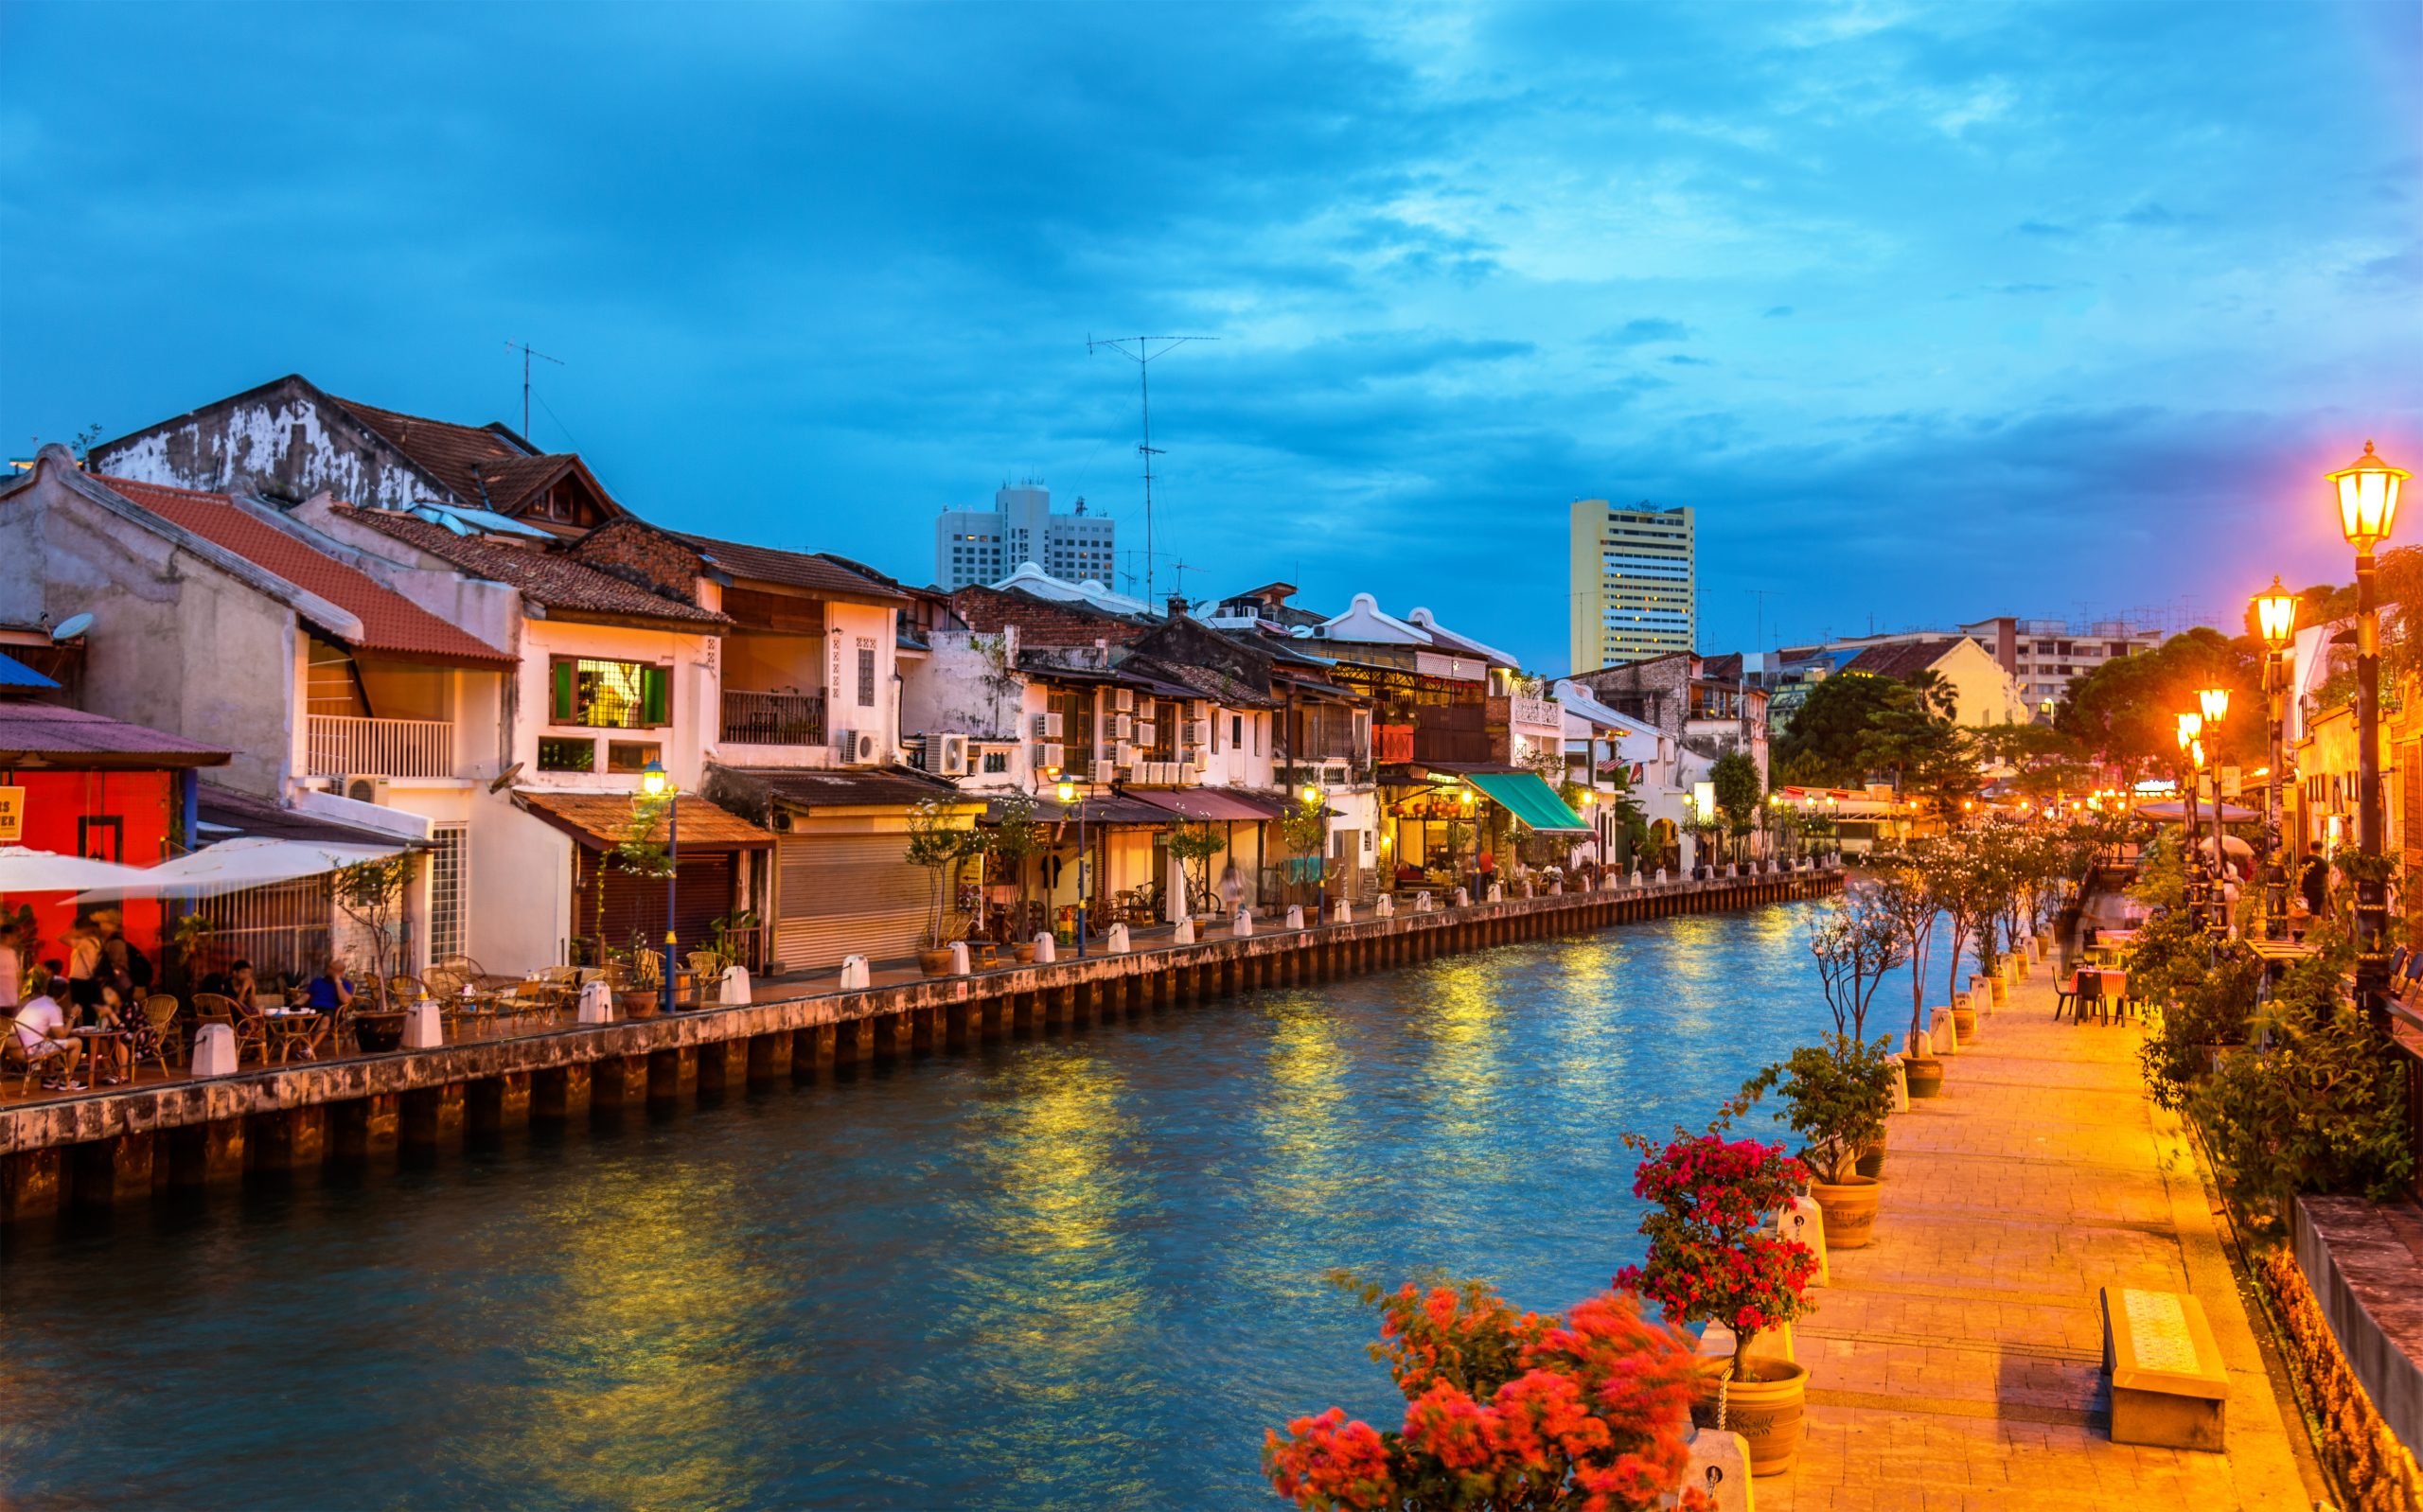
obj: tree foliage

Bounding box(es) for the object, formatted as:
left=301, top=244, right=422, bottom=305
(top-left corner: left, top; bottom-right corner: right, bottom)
left=2054, top=626, right=2260, bottom=777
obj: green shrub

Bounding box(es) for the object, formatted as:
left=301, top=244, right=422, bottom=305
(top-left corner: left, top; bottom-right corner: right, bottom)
left=2138, top=946, right=2260, bottom=1111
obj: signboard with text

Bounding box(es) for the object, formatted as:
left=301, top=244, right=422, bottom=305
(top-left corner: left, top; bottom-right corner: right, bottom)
left=0, top=785, right=21, bottom=844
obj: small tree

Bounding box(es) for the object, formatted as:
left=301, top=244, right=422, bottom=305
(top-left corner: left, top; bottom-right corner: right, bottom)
left=1166, top=821, right=1224, bottom=917
left=988, top=789, right=1045, bottom=938
left=333, top=853, right=416, bottom=1007
left=1869, top=857, right=1940, bottom=1053
left=904, top=798, right=978, bottom=950
left=1807, top=888, right=1904, bottom=1042
left=1710, top=750, right=1760, bottom=861
left=1745, top=1035, right=1899, bottom=1186
left=1280, top=789, right=1330, bottom=904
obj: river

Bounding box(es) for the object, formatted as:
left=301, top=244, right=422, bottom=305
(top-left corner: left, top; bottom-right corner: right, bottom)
left=0, top=900, right=1955, bottom=1509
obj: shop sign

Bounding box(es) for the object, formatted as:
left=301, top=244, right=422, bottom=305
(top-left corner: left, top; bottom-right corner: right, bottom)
left=0, top=785, right=21, bottom=843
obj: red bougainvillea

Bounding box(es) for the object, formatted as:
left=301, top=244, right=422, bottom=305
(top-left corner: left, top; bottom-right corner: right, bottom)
left=1614, top=1121, right=1817, bottom=1374
left=1263, top=1277, right=1710, bottom=1511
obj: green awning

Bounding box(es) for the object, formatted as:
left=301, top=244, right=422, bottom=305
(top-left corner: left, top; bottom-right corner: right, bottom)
left=1465, top=771, right=1592, bottom=834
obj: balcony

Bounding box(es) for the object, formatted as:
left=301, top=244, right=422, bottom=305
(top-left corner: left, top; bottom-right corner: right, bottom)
left=305, top=715, right=456, bottom=779
left=1376, top=724, right=1415, bottom=764
left=721, top=689, right=827, bottom=747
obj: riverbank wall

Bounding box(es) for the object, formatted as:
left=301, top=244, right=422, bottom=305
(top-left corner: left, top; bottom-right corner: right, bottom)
left=0, top=868, right=1839, bottom=1226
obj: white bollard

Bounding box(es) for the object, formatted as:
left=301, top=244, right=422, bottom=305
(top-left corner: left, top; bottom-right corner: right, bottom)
left=1548, top=880, right=1563, bottom=895
left=839, top=955, right=872, bottom=991
left=1629, top=870, right=1644, bottom=888
left=1931, top=1006, right=1956, bottom=1056
left=1330, top=899, right=1353, bottom=923
left=1452, top=887, right=1471, bottom=908
left=949, top=941, right=972, bottom=975
left=1654, top=868, right=1668, bottom=885
left=1105, top=922, right=1132, bottom=954
left=1682, top=1431, right=1756, bottom=1512
left=1601, top=872, right=1618, bottom=891
left=1032, top=933, right=1056, bottom=964
left=1775, top=1195, right=1830, bottom=1285
left=1284, top=905, right=1304, bottom=931
left=191, top=1022, right=238, bottom=1077
left=1172, top=918, right=1196, bottom=944
left=403, top=1000, right=444, bottom=1050
left=1487, top=883, right=1504, bottom=904
left=1374, top=895, right=1395, bottom=919
left=577, top=979, right=614, bottom=1024
left=1414, top=890, right=1433, bottom=913
left=1888, top=1057, right=1909, bottom=1111
left=1232, top=908, right=1253, bottom=938
left=718, top=964, right=751, bottom=1006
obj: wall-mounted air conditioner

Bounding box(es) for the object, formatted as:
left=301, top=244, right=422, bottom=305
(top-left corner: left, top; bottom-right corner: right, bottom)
left=344, top=776, right=391, bottom=805
left=937, top=733, right=970, bottom=776
left=1188, top=718, right=1211, bottom=747
left=1134, top=722, right=1156, bottom=745
left=1137, top=697, right=1156, bottom=719
left=840, top=730, right=880, bottom=764
left=1111, top=713, right=1133, bottom=741
left=1190, top=748, right=1210, bottom=772
left=1034, top=741, right=1066, bottom=772
left=1033, top=711, right=1064, bottom=740
left=1113, top=689, right=1135, bottom=713
left=1114, top=741, right=1137, bottom=766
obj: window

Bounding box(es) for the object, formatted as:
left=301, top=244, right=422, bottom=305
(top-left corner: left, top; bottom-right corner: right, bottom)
left=607, top=741, right=663, bottom=773
left=857, top=644, right=876, bottom=708
left=539, top=737, right=595, bottom=772
left=550, top=659, right=669, bottom=729
left=1231, top=713, right=1243, bottom=750
left=982, top=749, right=1009, bottom=774
left=429, top=823, right=469, bottom=960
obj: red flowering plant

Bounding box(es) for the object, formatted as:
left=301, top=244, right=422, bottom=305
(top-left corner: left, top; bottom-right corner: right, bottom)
left=1615, top=1091, right=1818, bottom=1377
left=1262, top=1273, right=1711, bottom=1512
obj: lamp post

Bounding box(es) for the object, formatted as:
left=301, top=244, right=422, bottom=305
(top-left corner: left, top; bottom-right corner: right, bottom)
left=2175, top=712, right=2203, bottom=922
left=2331, top=440, right=2410, bottom=1012
left=1300, top=782, right=1324, bottom=904
left=640, top=759, right=679, bottom=1015
left=2198, top=687, right=2231, bottom=934
left=1054, top=777, right=1088, bottom=958
left=2255, top=579, right=2299, bottom=939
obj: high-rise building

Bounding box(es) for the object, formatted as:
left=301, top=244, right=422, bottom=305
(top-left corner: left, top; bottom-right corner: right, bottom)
left=1567, top=500, right=1695, bottom=672
left=933, top=483, right=1116, bottom=591
left=1957, top=617, right=2163, bottom=714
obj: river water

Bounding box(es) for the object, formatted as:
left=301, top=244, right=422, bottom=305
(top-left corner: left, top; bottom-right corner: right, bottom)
left=0, top=900, right=1953, bottom=1509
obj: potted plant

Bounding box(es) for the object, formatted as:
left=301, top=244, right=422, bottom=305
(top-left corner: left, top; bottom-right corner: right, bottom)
left=905, top=797, right=978, bottom=976
left=1870, top=861, right=1947, bottom=1097
left=1618, top=1096, right=1820, bottom=1477
left=1263, top=1274, right=1704, bottom=1511
left=615, top=933, right=662, bottom=1019
left=1746, top=1033, right=1897, bottom=1243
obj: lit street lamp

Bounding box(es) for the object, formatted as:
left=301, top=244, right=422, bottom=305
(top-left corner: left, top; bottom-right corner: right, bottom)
left=1054, top=777, right=1090, bottom=958
left=2255, top=578, right=2298, bottom=938
left=2175, top=712, right=2204, bottom=922
left=2330, top=440, right=2409, bottom=1011
left=2197, top=687, right=2229, bottom=934
left=639, top=759, right=680, bottom=1016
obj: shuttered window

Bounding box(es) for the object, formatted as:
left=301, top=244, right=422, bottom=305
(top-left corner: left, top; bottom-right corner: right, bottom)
left=551, top=659, right=670, bottom=729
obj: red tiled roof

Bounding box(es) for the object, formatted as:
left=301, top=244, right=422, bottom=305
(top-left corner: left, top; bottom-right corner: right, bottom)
left=97, top=476, right=517, bottom=668
left=679, top=533, right=910, bottom=603
left=1841, top=639, right=1961, bottom=679
left=0, top=702, right=230, bottom=767
left=335, top=506, right=729, bottom=627
left=514, top=791, right=775, bottom=850
left=327, top=396, right=616, bottom=519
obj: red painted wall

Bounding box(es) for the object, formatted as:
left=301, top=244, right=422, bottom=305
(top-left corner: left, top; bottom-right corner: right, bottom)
left=0, top=767, right=173, bottom=974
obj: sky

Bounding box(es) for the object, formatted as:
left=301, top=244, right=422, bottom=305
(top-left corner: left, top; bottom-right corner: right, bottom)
left=3, top=1, right=2419, bottom=672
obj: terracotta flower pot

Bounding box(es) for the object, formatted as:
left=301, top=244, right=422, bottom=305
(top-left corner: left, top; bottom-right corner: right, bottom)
left=1810, top=1174, right=1882, bottom=1249
left=616, top=989, right=659, bottom=1021
left=1905, top=1055, right=1945, bottom=1098
left=917, top=947, right=956, bottom=977
left=1953, top=1006, right=1979, bottom=1044
left=1854, top=1134, right=1886, bottom=1179
left=1013, top=942, right=1036, bottom=964
left=1692, top=1357, right=1809, bottom=1476
left=1988, top=974, right=2009, bottom=1007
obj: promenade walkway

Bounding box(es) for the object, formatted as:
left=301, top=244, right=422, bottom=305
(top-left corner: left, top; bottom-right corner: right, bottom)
left=1766, top=961, right=2322, bottom=1511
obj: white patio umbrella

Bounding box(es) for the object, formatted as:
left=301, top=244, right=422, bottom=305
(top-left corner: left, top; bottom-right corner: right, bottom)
left=0, top=845, right=159, bottom=893
left=73, top=836, right=406, bottom=902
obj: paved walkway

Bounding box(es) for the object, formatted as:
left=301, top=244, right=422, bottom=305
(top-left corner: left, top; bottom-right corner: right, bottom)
left=1764, top=958, right=2322, bottom=1511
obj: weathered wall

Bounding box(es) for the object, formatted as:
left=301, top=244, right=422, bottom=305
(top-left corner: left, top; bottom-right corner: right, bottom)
left=91, top=378, right=440, bottom=510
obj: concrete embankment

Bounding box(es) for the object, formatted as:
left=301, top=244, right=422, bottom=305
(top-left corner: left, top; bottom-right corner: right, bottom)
left=0, top=869, right=1840, bottom=1225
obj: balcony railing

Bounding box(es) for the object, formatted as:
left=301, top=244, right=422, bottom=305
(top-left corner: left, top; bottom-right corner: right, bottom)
left=1376, top=724, right=1415, bottom=764
left=306, top=715, right=455, bottom=779
left=721, top=689, right=827, bottom=747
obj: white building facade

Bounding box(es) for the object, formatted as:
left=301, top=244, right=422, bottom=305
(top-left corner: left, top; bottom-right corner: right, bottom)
left=933, top=483, right=1117, bottom=590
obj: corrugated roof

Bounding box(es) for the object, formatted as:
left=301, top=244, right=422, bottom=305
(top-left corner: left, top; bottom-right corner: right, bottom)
left=97, top=476, right=517, bottom=667
left=679, top=534, right=910, bottom=603
left=513, top=791, right=776, bottom=849
left=0, top=702, right=230, bottom=766
left=336, top=506, right=729, bottom=627
left=721, top=766, right=965, bottom=810
left=196, top=784, right=410, bottom=846
left=0, top=651, right=60, bottom=690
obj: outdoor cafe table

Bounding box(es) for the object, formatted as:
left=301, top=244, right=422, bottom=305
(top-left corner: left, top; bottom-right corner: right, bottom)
left=71, top=1025, right=128, bottom=1083
left=258, top=1008, right=324, bottom=1064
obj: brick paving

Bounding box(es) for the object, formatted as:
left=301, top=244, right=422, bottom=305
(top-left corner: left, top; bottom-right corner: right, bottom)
left=1761, top=958, right=2321, bottom=1511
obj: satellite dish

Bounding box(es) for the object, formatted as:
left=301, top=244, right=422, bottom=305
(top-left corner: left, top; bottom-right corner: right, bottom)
left=51, top=613, right=94, bottom=642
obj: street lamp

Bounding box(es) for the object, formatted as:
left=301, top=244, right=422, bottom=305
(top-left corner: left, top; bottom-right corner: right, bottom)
left=2332, top=441, right=2410, bottom=1010
left=2255, top=578, right=2299, bottom=938
left=639, top=759, right=680, bottom=1015
left=2176, top=712, right=2204, bottom=922
left=1055, top=777, right=1089, bottom=958
left=2196, top=687, right=2231, bottom=933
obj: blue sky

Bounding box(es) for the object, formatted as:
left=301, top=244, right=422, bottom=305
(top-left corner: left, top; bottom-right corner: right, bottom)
left=4, top=1, right=2417, bottom=671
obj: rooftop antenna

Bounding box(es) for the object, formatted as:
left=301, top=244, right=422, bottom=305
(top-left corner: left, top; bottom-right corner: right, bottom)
left=1749, top=588, right=1778, bottom=649
left=1088, top=333, right=1215, bottom=607
left=504, top=340, right=563, bottom=442
left=1169, top=557, right=1195, bottom=609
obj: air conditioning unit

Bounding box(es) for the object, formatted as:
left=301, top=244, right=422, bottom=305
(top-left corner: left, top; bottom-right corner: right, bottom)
left=1114, top=741, right=1137, bottom=766
left=344, top=776, right=391, bottom=805
left=1113, top=689, right=1134, bottom=713
left=1157, top=762, right=1181, bottom=785
left=1137, top=697, right=1157, bottom=719
left=1188, top=718, right=1212, bottom=747
left=1033, top=741, right=1066, bottom=772
left=1111, top=713, right=1133, bottom=741
left=937, top=733, right=970, bottom=777
left=1127, top=762, right=1150, bottom=784
left=840, top=730, right=880, bottom=764
left=1032, top=711, right=1064, bottom=740
left=903, top=735, right=930, bottom=771
left=1134, top=722, right=1156, bottom=745
left=1190, top=748, right=1210, bottom=772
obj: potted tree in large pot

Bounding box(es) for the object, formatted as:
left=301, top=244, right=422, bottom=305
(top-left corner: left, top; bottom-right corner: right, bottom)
left=989, top=790, right=1046, bottom=962
left=1747, top=1033, right=1898, bottom=1246
left=1871, top=859, right=1947, bottom=1098
left=905, top=797, right=979, bottom=976
left=1618, top=1099, right=1820, bottom=1477
left=1806, top=886, right=1903, bottom=1173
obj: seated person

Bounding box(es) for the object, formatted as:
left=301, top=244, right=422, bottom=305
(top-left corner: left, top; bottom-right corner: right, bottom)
left=303, top=960, right=357, bottom=1013
left=226, top=960, right=260, bottom=1014
left=10, top=968, right=84, bottom=1090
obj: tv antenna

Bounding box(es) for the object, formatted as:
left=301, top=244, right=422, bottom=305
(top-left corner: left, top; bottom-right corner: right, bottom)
left=504, top=341, right=563, bottom=442
left=1088, top=333, right=1215, bottom=607
left=1168, top=557, right=1196, bottom=611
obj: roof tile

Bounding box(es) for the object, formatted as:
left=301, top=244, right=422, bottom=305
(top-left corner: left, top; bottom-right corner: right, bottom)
left=0, top=701, right=230, bottom=766
left=336, top=506, right=729, bottom=626
left=680, top=533, right=910, bottom=602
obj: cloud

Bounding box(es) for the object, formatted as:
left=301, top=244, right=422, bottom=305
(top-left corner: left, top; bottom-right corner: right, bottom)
left=1763, top=306, right=1795, bottom=318
left=1590, top=317, right=1693, bottom=347
left=1662, top=355, right=1714, bottom=366
left=2016, top=219, right=2075, bottom=238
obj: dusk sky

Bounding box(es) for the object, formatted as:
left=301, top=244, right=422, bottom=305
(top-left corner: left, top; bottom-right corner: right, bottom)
left=4, top=1, right=2418, bottom=670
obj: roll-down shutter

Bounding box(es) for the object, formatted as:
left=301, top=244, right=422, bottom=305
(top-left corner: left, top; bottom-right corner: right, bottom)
left=777, top=835, right=933, bottom=968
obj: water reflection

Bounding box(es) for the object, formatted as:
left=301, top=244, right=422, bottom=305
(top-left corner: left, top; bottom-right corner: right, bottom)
left=0, top=904, right=1837, bottom=1511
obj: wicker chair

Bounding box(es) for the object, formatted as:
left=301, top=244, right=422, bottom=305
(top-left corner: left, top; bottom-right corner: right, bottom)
left=2, top=1020, right=54, bottom=1094
left=139, top=993, right=181, bottom=1077
left=192, top=992, right=266, bottom=1065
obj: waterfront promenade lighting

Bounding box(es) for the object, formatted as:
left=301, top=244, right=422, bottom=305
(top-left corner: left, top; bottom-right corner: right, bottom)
left=2176, top=714, right=2205, bottom=922
left=2330, top=441, right=2410, bottom=1011
left=639, top=760, right=680, bottom=1016
left=2195, top=688, right=2230, bottom=933
left=2256, top=578, right=2298, bottom=937
left=1055, top=777, right=1090, bottom=958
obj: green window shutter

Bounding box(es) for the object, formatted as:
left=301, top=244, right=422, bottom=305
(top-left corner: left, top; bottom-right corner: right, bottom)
left=551, top=661, right=575, bottom=723
left=644, top=666, right=670, bottom=727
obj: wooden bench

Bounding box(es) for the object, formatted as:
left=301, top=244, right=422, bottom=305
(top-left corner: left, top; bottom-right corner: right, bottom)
left=2098, top=1286, right=2228, bottom=1450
